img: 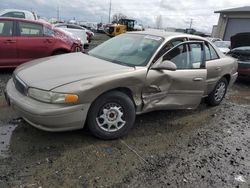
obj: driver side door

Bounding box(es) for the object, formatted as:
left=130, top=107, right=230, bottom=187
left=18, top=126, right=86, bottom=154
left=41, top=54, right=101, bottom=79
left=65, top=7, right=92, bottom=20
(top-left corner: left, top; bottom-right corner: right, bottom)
left=142, top=41, right=207, bottom=112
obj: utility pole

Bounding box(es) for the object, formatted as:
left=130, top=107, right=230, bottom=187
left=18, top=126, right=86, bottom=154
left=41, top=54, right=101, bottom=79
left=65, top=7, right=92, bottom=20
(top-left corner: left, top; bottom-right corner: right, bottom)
left=108, top=0, right=111, bottom=23
left=189, top=18, right=193, bottom=29
left=57, top=6, right=60, bottom=21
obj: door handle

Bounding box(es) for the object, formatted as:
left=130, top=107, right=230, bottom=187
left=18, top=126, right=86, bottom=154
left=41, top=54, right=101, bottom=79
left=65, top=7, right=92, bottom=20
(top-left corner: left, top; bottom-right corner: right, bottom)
left=4, top=40, right=16, bottom=44
left=216, top=67, right=222, bottom=71
left=193, top=77, right=204, bottom=81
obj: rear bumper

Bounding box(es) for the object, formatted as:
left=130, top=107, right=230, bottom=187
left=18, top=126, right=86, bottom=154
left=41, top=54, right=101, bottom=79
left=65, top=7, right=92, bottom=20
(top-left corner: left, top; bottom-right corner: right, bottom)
left=238, top=68, right=250, bottom=81
left=6, top=79, right=90, bottom=132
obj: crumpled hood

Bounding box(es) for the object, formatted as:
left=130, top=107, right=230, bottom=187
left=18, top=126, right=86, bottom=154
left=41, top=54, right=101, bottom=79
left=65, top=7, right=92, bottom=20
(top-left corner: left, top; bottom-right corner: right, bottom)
left=15, top=53, right=134, bottom=90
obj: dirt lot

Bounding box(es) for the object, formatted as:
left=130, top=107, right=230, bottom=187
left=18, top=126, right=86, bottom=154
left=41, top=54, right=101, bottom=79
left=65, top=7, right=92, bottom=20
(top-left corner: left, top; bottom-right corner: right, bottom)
left=0, top=34, right=250, bottom=188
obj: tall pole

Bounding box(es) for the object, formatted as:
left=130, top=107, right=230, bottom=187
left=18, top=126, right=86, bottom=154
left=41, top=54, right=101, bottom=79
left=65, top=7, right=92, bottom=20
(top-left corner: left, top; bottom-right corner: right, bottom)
left=108, top=0, right=111, bottom=23
left=189, top=18, right=193, bottom=29
left=57, top=6, right=59, bottom=21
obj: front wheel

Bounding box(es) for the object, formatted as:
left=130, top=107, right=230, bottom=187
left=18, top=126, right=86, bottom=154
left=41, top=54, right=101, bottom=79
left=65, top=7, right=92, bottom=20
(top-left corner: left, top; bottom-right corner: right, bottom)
left=207, top=77, right=228, bottom=106
left=87, top=91, right=135, bottom=140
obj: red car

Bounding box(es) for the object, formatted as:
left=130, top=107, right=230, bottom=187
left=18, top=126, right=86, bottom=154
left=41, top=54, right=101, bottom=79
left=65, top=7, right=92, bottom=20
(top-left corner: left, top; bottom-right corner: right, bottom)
left=0, top=18, right=82, bottom=68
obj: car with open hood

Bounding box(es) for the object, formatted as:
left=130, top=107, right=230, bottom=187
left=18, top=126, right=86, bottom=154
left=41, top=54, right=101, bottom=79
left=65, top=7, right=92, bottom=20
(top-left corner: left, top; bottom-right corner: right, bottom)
left=5, top=31, right=238, bottom=139
left=228, top=33, right=250, bottom=81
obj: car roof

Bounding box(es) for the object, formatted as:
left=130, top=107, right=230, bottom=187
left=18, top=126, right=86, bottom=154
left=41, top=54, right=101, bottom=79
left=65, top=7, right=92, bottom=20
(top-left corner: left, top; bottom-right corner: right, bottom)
left=129, top=30, right=206, bottom=41
left=0, top=17, right=51, bottom=27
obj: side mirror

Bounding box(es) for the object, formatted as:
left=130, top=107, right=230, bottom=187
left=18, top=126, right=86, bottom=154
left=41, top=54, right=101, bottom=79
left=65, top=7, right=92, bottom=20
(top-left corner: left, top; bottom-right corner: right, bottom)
left=151, top=60, right=177, bottom=71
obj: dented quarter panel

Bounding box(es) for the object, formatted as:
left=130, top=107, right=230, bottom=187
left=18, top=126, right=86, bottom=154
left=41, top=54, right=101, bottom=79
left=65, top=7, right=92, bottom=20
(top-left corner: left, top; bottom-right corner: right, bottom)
left=205, top=56, right=237, bottom=95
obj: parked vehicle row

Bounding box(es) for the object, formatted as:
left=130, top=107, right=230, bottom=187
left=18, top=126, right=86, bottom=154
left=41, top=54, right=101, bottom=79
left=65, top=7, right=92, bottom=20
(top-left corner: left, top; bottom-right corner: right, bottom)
left=5, top=31, right=238, bottom=139
left=0, top=17, right=82, bottom=67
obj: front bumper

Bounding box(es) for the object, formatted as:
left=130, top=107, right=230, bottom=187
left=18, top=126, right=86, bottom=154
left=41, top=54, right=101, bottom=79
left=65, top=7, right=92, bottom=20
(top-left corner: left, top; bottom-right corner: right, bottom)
left=229, top=72, right=238, bottom=87
left=5, top=79, right=90, bottom=132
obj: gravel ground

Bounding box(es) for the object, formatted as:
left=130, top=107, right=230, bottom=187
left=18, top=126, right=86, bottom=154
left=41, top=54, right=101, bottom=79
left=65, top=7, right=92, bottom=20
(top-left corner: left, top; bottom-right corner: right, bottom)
left=0, top=34, right=249, bottom=188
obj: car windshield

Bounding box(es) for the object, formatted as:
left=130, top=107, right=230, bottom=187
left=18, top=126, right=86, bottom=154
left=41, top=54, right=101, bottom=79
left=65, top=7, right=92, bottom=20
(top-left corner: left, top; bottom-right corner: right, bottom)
left=88, top=33, right=163, bottom=66
left=214, top=41, right=230, bottom=48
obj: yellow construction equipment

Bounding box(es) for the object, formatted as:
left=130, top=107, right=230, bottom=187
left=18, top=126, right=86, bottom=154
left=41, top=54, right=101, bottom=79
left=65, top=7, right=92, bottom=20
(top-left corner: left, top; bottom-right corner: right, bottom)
left=105, top=19, right=143, bottom=37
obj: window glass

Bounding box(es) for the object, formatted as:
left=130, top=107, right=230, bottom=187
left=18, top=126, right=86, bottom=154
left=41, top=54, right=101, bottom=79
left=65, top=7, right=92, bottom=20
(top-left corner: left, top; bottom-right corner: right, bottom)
left=209, top=44, right=219, bottom=60
left=205, top=43, right=212, bottom=61
left=190, top=43, right=202, bottom=69
left=89, top=34, right=163, bottom=66
left=19, top=22, right=43, bottom=37
left=163, top=43, right=203, bottom=69
left=171, top=40, right=183, bottom=47
left=44, top=27, right=54, bottom=36
left=163, top=44, right=189, bottom=69
left=3, top=11, right=25, bottom=19
left=0, top=20, right=13, bottom=36
left=153, top=39, right=185, bottom=63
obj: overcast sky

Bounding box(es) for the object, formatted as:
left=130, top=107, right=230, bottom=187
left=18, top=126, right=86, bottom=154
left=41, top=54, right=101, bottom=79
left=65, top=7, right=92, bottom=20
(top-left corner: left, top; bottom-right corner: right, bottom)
left=1, top=0, right=250, bottom=33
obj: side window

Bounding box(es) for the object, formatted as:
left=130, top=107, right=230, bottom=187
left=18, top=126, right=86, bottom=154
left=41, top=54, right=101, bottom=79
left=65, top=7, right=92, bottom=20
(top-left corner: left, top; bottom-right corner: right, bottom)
left=209, top=44, right=219, bottom=60
left=163, top=43, right=203, bottom=69
left=163, top=44, right=189, bottom=69
left=153, top=38, right=186, bottom=63
left=3, top=12, right=25, bottom=19
left=189, top=43, right=203, bottom=69
left=44, top=27, right=54, bottom=37
left=205, top=43, right=212, bottom=61
left=19, top=22, right=43, bottom=37
left=0, top=20, right=13, bottom=36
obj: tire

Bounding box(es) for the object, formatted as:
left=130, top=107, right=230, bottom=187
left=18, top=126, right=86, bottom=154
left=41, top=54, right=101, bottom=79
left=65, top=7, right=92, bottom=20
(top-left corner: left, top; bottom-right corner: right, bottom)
left=53, top=51, right=66, bottom=56
left=87, top=91, right=135, bottom=140
left=207, top=77, right=228, bottom=106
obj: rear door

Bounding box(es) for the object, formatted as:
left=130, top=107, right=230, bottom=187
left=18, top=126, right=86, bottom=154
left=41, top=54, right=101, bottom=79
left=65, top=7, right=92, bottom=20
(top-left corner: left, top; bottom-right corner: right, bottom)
left=16, top=21, right=55, bottom=64
left=203, top=42, right=222, bottom=94
left=143, top=41, right=207, bottom=112
left=0, top=20, right=17, bottom=67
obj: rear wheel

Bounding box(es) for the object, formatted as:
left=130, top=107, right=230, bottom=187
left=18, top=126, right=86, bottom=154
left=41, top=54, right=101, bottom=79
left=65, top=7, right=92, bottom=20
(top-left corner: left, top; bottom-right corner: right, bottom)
left=207, top=77, right=228, bottom=106
left=87, top=91, right=135, bottom=139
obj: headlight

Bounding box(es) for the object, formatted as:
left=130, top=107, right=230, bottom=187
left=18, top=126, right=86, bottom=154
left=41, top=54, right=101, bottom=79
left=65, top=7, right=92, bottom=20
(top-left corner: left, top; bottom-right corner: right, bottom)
left=28, top=88, right=78, bottom=104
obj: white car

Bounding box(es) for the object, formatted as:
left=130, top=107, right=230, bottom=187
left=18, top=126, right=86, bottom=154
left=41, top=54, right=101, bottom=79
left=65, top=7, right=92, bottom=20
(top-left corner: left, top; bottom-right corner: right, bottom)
left=214, top=41, right=231, bottom=54
left=55, top=23, right=94, bottom=40
left=0, top=9, right=38, bottom=20
left=56, top=27, right=88, bottom=49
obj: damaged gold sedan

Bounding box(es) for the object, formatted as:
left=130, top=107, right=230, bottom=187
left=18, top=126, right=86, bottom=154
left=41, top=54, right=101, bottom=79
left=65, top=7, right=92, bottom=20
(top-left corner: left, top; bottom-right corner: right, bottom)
left=5, top=31, right=238, bottom=139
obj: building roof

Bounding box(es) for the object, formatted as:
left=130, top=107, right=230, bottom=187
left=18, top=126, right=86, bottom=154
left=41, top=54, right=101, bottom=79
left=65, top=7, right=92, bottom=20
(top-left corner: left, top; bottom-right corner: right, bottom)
left=215, top=6, right=250, bottom=13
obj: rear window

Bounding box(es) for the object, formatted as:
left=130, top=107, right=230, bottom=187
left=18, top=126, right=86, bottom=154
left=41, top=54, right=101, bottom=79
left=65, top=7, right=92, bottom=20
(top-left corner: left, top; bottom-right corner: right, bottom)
left=19, top=22, right=43, bottom=37
left=2, top=11, right=25, bottom=19
left=0, top=20, right=13, bottom=36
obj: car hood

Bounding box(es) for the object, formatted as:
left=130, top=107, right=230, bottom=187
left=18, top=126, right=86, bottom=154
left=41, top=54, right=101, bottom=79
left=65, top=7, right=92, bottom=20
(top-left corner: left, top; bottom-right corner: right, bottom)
left=15, top=53, right=135, bottom=90
left=231, top=33, right=250, bottom=49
